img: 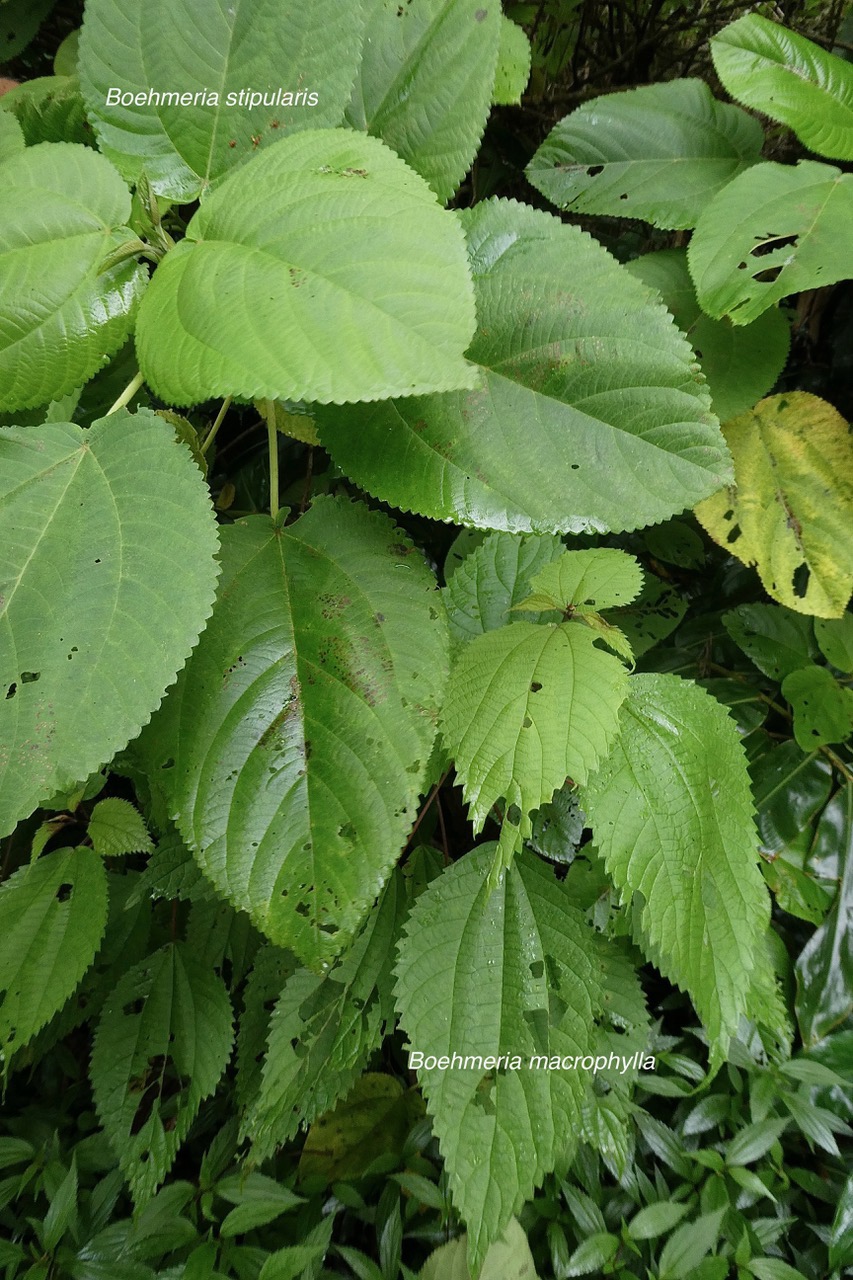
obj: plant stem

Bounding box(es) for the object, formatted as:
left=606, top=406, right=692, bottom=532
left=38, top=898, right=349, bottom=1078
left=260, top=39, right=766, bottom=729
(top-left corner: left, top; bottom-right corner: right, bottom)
left=201, top=395, right=232, bottom=455
left=263, top=399, right=279, bottom=520
left=105, top=370, right=144, bottom=416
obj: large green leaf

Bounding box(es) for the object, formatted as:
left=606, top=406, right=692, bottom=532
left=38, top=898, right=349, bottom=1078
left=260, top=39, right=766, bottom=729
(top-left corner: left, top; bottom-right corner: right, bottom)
left=318, top=199, right=729, bottom=534
left=0, top=143, right=147, bottom=411
left=80, top=0, right=365, bottom=200
left=135, top=129, right=476, bottom=407
left=695, top=393, right=853, bottom=618
left=346, top=0, right=500, bottom=203
left=243, top=872, right=403, bottom=1159
left=712, top=14, right=853, bottom=161
left=395, top=845, right=647, bottom=1270
left=526, top=79, right=762, bottom=230
left=0, top=847, right=108, bottom=1063
left=581, top=673, right=770, bottom=1060
left=796, top=784, right=853, bottom=1046
left=137, top=498, right=448, bottom=968
left=0, top=410, right=220, bottom=836
left=688, top=161, right=853, bottom=325
left=91, top=942, right=233, bottom=1204
left=627, top=250, right=789, bottom=423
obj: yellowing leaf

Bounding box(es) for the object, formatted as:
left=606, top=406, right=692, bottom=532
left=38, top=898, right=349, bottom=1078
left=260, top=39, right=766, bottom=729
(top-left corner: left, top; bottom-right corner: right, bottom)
left=695, top=393, right=853, bottom=618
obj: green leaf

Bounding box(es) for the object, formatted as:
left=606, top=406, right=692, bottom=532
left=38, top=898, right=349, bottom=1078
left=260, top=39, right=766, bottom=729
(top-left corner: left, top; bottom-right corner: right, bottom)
left=135, top=130, right=476, bottom=407
left=689, top=161, right=853, bottom=325
left=796, top=783, right=853, bottom=1045
left=440, top=614, right=628, bottom=865
left=751, top=742, right=832, bottom=859
left=657, top=1209, right=726, bottom=1280
left=518, top=548, right=643, bottom=613
left=91, top=942, right=233, bottom=1204
left=528, top=784, right=584, bottom=865
left=138, top=500, right=447, bottom=967
left=527, top=79, right=762, bottom=230
left=712, top=14, right=853, bottom=161
left=0, top=0, right=55, bottom=61
left=493, top=16, right=531, bottom=105
left=725, top=1117, right=788, bottom=1165
left=218, top=1173, right=302, bottom=1238
left=0, top=847, right=108, bottom=1063
left=443, top=532, right=565, bottom=646
left=89, top=798, right=153, bottom=858
left=608, top=574, right=687, bottom=658
left=815, top=613, right=853, bottom=672
left=581, top=673, right=769, bottom=1060
left=132, top=828, right=210, bottom=905
left=0, top=410, right=220, bottom=836
left=319, top=198, right=728, bottom=535
left=723, top=604, right=816, bottom=681
left=1, top=75, right=89, bottom=147
left=696, top=393, right=853, bottom=618
left=0, top=144, right=147, bottom=411
left=564, top=1233, right=619, bottom=1276
left=346, top=0, right=500, bottom=203
left=299, top=1073, right=421, bottom=1183
left=0, top=109, right=25, bottom=165
left=79, top=0, right=365, bottom=200
left=420, top=1219, right=538, bottom=1280
left=783, top=665, right=853, bottom=749
left=830, top=1172, right=853, bottom=1270
left=43, top=1156, right=78, bottom=1251
left=748, top=1260, right=809, bottom=1280
left=395, top=845, right=647, bottom=1270
left=627, top=1200, right=690, bottom=1240
left=626, top=249, right=790, bottom=422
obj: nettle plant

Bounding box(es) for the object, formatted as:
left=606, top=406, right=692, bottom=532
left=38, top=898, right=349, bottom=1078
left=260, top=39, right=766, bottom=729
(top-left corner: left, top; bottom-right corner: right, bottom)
left=0, top=3, right=852, bottom=1273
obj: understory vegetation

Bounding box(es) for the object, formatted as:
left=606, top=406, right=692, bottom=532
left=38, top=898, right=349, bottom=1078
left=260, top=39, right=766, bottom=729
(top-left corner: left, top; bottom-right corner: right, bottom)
left=0, top=1, right=852, bottom=1277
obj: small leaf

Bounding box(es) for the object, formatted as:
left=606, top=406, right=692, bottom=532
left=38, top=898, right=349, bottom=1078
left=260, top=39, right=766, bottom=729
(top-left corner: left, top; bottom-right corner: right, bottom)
left=218, top=1173, right=302, bottom=1239
left=43, top=1156, right=78, bottom=1251
left=748, top=1260, right=809, bottom=1280
left=712, top=14, right=853, bottom=161
left=89, top=798, right=153, bottom=858
left=782, top=665, right=853, bottom=749
left=830, top=1172, right=853, bottom=1270
left=91, top=942, right=233, bottom=1204
left=723, top=604, right=816, bottom=681
left=527, top=79, right=762, bottom=229
left=1, top=75, right=89, bottom=147
left=443, top=532, right=565, bottom=646
left=815, top=613, right=853, bottom=672
left=627, top=1200, right=690, bottom=1240
left=0, top=847, right=108, bottom=1062
left=695, top=393, right=853, bottom=619
left=520, top=548, right=643, bottom=612
left=725, top=1117, right=788, bottom=1166
left=657, top=1209, right=726, bottom=1280
left=796, top=784, right=853, bottom=1045
left=493, top=17, right=531, bottom=105
left=0, top=109, right=25, bottom=165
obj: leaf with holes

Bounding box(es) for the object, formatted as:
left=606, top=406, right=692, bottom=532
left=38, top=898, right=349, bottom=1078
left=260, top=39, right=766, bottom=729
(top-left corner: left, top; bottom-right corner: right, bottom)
left=782, top=666, right=853, bottom=750
left=723, top=603, right=817, bottom=681
left=395, top=845, right=647, bottom=1271
left=80, top=0, right=365, bottom=200
left=627, top=249, right=790, bottom=423
left=0, top=143, right=147, bottom=411
left=695, top=393, right=853, bottom=618
left=0, top=847, right=108, bottom=1064
left=526, top=79, right=762, bottom=230
left=0, top=410, right=220, bottom=836
left=516, top=548, right=643, bottom=613
left=136, top=499, right=448, bottom=968
left=493, top=16, right=531, bottom=106
left=317, top=199, right=729, bottom=535
left=689, top=161, right=853, bottom=325
left=346, top=0, right=500, bottom=203
left=90, top=942, right=233, bottom=1204
left=712, top=14, right=853, bottom=161
left=581, top=673, right=769, bottom=1061
left=135, top=130, right=476, bottom=407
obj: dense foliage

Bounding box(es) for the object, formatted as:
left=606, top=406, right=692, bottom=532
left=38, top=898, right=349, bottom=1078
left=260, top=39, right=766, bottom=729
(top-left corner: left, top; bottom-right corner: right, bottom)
left=0, top=1, right=852, bottom=1277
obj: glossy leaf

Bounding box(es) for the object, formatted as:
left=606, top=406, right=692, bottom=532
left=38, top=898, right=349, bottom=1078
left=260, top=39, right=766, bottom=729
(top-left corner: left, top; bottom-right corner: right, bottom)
left=395, top=845, right=647, bottom=1270
left=627, top=249, right=789, bottom=422
left=527, top=79, right=761, bottom=229
left=347, top=0, right=500, bottom=203
left=91, top=942, right=233, bottom=1204
left=712, top=14, right=853, bottom=161
left=815, top=613, right=853, bottom=673
left=581, top=673, right=769, bottom=1059
left=0, top=143, right=146, bottom=411
left=135, top=130, right=476, bottom=406
left=689, top=161, right=853, bottom=325
left=750, top=741, right=833, bottom=858
left=137, top=499, right=448, bottom=967
left=796, top=783, right=853, bottom=1046
left=0, top=410, right=220, bottom=836
left=695, top=393, right=853, bottom=618
left=723, top=604, right=816, bottom=681
left=80, top=0, right=365, bottom=200
left=319, top=198, right=730, bottom=535
left=782, top=665, right=853, bottom=749
left=0, top=847, right=108, bottom=1063
left=830, top=1173, right=853, bottom=1270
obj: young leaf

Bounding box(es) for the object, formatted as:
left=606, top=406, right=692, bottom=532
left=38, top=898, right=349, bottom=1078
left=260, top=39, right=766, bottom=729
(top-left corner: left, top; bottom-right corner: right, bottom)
left=0, top=109, right=25, bottom=165
left=443, top=532, right=565, bottom=646
left=318, top=198, right=730, bottom=535
left=527, top=80, right=762, bottom=229
left=1, top=75, right=89, bottom=147
left=689, top=161, right=853, bottom=325
left=420, top=1219, right=538, bottom=1280
left=396, top=846, right=646, bottom=1270
left=91, top=942, right=233, bottom=1204
left=626, top=249, right=790, bottom=423
left=712, top=14, right=853, bottom=161
left=782, top=666, right=853, bottom=749
left=135, top=129, right=476, bottom=407
left=80, top=0, right=365, bottom=200
left=581, top=673, right=769, bottom=1061
left=0, top=847, right=108, bottom=1062
left=723, top=604, right=816, bottom=682
left=137, top=500, right=447, bottom=967
left=0, top=143, right=146, bottom=411
left=89, top=798, right=153, bottom=858
left=695, top=393, right=853, bottom=618
left=517, top=547, right=643, bottom=612
left=657, top=1208, right=726, bottom=1279
left=346, top=0, right=500, bottom=203
left=0, top=410, right=220, bottom=836
left=493, top=17, right=531, bottom=106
